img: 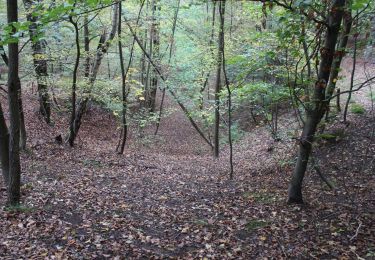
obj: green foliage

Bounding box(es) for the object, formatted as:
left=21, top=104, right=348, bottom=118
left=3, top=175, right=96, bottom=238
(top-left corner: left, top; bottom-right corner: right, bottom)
left=246, top=220, right=269, bottom=231
left=4, top=204, right=35, bottom=213
left=350, top=103, right=366, bottom=114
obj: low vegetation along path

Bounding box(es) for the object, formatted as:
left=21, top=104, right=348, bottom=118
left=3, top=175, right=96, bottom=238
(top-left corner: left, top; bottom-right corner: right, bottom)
left=0, top=60, right=374, bottom=258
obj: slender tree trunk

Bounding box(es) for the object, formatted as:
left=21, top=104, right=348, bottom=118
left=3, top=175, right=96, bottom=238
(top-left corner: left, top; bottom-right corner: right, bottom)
left=148, top=0, right=160, bottom=112
left=214, top=1, right=224, bottom=158
left=84, top=14, right=90, bottom=78
left=326, top=7, right=352, bottom=99
left=117, top=1, right=145, bottom=153
left=125, top=19, right=213, bottom=148
left=336, top=88, right=341, bottom=111
left=343, top=33, right=358, bottom=122
left=24, top=0, right=51, bottom=124
left=220, top=1, right=234, bottom=179
left=199, top=1, right=216, bottom=110
left=154, top=0, right=180, bottom=135
left=68, top=4, right=118, bottom=146
left=118, top=2, right=128, bottom=154
left=288, top=0, right=345, bottom=204
left=68, top=16, right=80, bottom=147
left=0, top=102, right=9, bottom=185
left=7, top=0, right=22, bottom=206
left=18, top=92, right=26, bottom=150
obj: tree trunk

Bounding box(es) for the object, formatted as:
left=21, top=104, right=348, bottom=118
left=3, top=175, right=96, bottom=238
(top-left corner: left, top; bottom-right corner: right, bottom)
left=326, top=7, right=352, bottom=99
left=84, top=14, right=90, bottom=78
left=18, top=93, right=26, bottom=150
left=288, top=0, right=345, bottom=204
left=0, top=102, right=9, bottom=186
left=154, top=0, right=180, bottom=135
left=24, top=0, right=51, bottom=124
left=343, top=33, right=358, bottom=122
left=214, top=1, right=224, bottom=158
left=148, top=0, right=160, bottom=112
left=7, top=0, right=22, bottom=206
left=67, top=4, right=119, bottom=146
left=68, top=15, right=80, bottom=147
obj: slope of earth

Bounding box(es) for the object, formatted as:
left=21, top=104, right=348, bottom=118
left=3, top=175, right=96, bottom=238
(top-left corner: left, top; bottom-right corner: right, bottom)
left=0, top=58, right=374, bottom=259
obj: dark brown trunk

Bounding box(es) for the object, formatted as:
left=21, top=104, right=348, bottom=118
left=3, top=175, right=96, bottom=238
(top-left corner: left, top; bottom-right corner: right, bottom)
left=326, top=7, right=352, bottom=99
left=214, top=1, right=224, bottom=158
left=148, top=0, right=160, bottom=112
left=84, top=14, right=90, bottom=78
left=288, top=0, right=345, bottom=204
left=7, top=0, right=22, bottom=206
left=154, top=0, right=180, bottom=135
left=68, top=16, right=80, bottom=147
left=68, top=4, right=118, bottom=145
left=0, top=102, right=9, bottom=185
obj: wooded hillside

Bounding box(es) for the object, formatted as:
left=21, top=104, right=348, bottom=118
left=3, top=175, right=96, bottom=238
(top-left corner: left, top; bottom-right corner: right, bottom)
left=0, top=0, right=374, bottom=258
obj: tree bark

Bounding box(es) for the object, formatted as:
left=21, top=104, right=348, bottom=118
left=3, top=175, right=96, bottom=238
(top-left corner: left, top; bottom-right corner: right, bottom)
left=68, top=4, right=119, bottom=146
left=214, top=1, right=224, bottom=158
left=68, top=15, right=80, bottom=147
left=118, top=1, right=146, bottom=153
left=148, top=0, right=160, bottom=112
left=7, top=0, right=22, bottom=206
left=0, top=102, right=9, bottom=186
left=326, top=7, right=352, bottom=99
left=24, top=0, right=51, bottom=124
left=84, top=14, right=90, bottom=78
left=288, top=0, right=345, bottom=204
left=154, top=0, right=180, bottom=135
left=343, top=33, right=358, bottom=122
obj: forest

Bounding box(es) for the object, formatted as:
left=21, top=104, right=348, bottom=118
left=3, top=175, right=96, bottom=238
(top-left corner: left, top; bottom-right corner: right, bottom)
left=0, top=0, right=374, bottom=258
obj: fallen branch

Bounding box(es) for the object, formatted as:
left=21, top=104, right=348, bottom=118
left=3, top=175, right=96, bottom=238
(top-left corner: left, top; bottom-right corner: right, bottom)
left=311, top=156, right=335, bottom=190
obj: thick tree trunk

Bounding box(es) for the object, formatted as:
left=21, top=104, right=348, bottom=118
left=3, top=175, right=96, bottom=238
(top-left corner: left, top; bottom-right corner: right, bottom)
left=7, top=0, right=22, bottom=206
left=0, top=102, right=9, bottom=186
left=288, top=0, right=345, bottom=204
left=24, top=0, right=51, bottom=124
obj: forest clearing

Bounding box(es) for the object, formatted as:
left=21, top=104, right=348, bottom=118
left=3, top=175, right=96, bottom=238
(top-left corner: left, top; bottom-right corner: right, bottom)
left=0, top=0, right=374, bottom=258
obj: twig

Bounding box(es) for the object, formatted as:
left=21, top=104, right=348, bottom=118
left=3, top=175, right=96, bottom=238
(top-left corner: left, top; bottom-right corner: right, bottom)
left=350, top=219, right=362, bottom=241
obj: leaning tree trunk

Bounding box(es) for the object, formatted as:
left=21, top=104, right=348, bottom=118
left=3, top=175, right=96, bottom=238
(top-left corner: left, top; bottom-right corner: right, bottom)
left=0, top=102, right=9, bottom=186
left=7, top=0, right=22, bottom=206
left=326, top=7, right=352, bottom=100
left=288, top=0, right=345, bottom=204
left=24, top=0, right=51, bottom=124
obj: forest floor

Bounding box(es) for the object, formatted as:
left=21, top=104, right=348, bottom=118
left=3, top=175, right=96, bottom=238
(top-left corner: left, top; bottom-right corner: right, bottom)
left=0, top=58, right=374, bottom=259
